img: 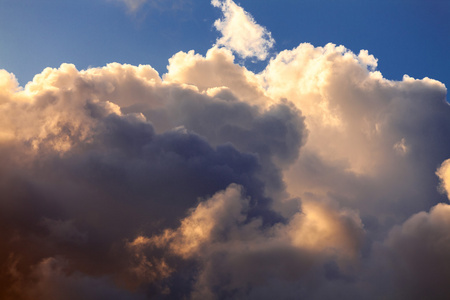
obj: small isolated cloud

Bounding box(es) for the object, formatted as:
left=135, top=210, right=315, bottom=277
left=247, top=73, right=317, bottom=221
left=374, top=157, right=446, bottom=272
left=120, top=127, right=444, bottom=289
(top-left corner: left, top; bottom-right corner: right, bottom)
left=115, top=0, right=148, bottom=13
left=111, top=0, right=189, bottom=15
left=212, top=0, right=275, bottom=60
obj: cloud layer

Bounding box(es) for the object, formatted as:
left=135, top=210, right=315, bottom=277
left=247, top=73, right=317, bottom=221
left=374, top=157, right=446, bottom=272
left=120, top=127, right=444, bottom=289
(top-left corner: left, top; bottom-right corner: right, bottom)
left=1, top=1, right=450, bottom=299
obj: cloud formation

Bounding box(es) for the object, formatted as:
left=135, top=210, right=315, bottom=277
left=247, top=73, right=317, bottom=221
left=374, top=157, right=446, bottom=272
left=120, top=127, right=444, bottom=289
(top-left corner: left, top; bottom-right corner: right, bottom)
left=113, top=0, right=148, bottom=13
left=381, top=202, right=450, bottom=300
left=212, top=0, right=274, bottom=60
left=1, top=1, right=450, bottom=299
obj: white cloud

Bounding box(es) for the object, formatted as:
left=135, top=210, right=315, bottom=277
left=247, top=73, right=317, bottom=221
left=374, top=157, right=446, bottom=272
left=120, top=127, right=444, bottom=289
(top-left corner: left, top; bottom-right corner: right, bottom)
left=212, top=0, right=275, bottom=60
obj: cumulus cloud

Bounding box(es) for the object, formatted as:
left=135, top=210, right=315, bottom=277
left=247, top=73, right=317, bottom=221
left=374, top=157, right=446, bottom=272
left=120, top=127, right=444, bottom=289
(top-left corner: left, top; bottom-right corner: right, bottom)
left=0, top=58, right=306, bottom=299
left=212, top=0, right=275, bottom=60
left=261, top=42, right=450, bottom=222
left=128, top=184, right=364, bottom=298
left=378, top=203, right=450, bottom=299
left=1, top=0, right=450, bottom=299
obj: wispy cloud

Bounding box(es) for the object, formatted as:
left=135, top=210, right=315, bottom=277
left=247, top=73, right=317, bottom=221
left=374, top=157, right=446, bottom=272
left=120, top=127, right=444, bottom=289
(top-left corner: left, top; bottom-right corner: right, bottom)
left=111, top=0, right=187, bottom=14
left=114, top=0, right=148, bottom=13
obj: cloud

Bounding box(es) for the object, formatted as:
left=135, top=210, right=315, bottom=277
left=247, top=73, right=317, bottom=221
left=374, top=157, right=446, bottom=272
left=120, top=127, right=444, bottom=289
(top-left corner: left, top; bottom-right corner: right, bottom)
left=111, top=0, right=186, bottom=14
left=1, top=1, right=450, bottom=299
left=378, top=203, right=450, bottom=299
left=128, top=184, right=364, bottom=298
left=113, top=0, right=148, bottom=13
left=437, top=158, right=450, bottom=198
left=262, top=42, right=450, bottom=222
left=9, top=257, right=146, bottom=300
left=212, top=0, right=275, bottom=60
left=0, top=59, right=306, bottom=299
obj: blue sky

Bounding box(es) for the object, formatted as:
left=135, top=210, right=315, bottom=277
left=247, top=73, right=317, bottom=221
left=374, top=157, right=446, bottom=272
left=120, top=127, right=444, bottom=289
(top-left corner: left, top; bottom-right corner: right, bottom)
left=1, top=0, right=449, bottom=89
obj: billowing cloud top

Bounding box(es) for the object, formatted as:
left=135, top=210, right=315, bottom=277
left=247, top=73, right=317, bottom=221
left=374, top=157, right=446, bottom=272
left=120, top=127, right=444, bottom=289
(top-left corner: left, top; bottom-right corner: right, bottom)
left=1, top=1, right=450, bottom=300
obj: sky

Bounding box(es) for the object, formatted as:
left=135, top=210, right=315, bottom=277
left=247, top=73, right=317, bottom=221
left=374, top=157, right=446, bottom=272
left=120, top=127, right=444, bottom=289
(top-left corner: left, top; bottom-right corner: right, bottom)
left=1, top=0, right=449, bottom=87
left=1, top=0, right=450, bottom=299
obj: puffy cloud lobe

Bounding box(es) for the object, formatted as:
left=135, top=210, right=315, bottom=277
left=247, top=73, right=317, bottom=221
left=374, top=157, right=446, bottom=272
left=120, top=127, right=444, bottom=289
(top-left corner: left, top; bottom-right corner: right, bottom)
left=380, top=203, right=450, bottom=299
left=129, top=185, right=364, bottom=299
left=0, top=70, right=21, bottom=105
left=212, top=0, right=274, bottom=60
left=367, top=160, right=450, bottom=299
left=262, top=42, right=450, bottom=223
left=437, top=158, right=450, bottom=198
left=164, top=47, right=271, bottom=106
